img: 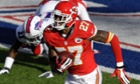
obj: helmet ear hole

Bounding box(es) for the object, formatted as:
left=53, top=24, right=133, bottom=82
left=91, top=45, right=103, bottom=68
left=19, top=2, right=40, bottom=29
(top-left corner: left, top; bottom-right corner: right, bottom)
left=52, top=1, right=78, bottom=30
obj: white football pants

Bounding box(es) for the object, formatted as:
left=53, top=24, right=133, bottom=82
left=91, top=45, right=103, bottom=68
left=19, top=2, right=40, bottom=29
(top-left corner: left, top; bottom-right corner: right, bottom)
left=64, top=66, right=102, bottom=84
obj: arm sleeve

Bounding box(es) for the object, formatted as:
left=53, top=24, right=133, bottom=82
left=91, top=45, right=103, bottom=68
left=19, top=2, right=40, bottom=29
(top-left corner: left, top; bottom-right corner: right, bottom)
left=105, top=32, right=124, bottom=65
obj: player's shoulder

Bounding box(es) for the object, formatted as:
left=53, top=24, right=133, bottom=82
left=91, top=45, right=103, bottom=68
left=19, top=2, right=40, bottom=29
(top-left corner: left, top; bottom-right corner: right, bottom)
left=16, top=24, right=24, bottom=32
left=44, top=27, right=56, bottom=34
left=74, top=20, right=97, bottom=36
left=43, top=26, right=57, bottom=44
left=76, top=20, right=93, bottom=24
left=40, top=0, right=59, bottom=8
left=16, top=24, right=24, bottom=38
left=15, top=24, right=26, bottom=43
left=75, top=20, right=96, bottom=29
left=43, top=26, right=58, bottom=39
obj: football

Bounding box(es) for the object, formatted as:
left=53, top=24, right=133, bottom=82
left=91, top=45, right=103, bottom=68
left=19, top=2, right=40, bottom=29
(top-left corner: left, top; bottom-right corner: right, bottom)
left=56, top=51, right=74, bottom=72
left=58, top=51, right=74, bottom=62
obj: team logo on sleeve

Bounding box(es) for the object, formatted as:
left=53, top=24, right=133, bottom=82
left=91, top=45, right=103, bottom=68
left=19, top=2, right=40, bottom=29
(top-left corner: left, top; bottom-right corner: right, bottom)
left=75, top=38, right=83, bottom=43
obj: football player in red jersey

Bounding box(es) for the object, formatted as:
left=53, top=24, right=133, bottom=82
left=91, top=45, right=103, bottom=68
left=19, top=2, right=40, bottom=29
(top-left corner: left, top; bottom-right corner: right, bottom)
left=36, top=0, right=98, bottom=78
left=43, top=1, right=130, bottom=84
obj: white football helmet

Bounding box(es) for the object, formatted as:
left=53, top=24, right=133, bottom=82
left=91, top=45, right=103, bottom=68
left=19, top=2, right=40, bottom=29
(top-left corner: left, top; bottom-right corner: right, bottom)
left=23, top=15, right=43, bottom=45
left=51, top=1, right=78, bottom=30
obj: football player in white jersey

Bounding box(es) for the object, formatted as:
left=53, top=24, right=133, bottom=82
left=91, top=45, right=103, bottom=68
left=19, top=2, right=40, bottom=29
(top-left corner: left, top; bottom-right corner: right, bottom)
left=0, top=15, right=54, bottom=78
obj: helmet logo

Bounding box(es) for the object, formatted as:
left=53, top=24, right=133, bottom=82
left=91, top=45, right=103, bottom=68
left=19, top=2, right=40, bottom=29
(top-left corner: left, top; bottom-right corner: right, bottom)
left=70, top=6, right=78, bottom=14
left=34, top=20, right=42, bottom=30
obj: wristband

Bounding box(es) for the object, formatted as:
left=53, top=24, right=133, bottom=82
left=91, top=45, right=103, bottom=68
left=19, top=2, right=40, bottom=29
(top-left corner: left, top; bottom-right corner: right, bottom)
left=116, top=66, right=125, bottom=68
left=116, top=62, right=125, bottom=68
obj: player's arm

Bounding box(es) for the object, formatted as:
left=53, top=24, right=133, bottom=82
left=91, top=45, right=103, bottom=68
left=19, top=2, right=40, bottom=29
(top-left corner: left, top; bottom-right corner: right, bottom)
left=30, top=43, right=44, bottom=56
left=46, top=44, right=57, bottom=70
left=0, top=39, right=22, bottom=74
left=89, top=30, right=124, bottom=64
left=89, top=30, right=130, bottom=84
left=34, top=0, right=47, bottom=15
left=78, top=1, right=91, bottom=22
left=89, top=30, right=124, bottom=63
left=9, top=39, right=23, bottom=58
left=47, top=45, right=63, bottom=74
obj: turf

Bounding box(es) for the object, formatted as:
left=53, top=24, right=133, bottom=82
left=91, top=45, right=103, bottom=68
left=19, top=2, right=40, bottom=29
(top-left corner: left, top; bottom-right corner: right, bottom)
left=0, top=48, right=140, bottom=84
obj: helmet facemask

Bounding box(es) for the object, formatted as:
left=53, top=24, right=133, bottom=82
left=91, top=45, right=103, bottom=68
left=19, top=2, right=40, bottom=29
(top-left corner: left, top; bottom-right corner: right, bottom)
left=51, top=10, right=73, bottom=30
left=51, top=2, right=78, bottom=31
left=24, top=33, right=42, bottom=45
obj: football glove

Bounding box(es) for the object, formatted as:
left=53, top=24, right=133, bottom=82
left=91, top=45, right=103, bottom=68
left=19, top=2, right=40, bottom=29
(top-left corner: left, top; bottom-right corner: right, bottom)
left=0, top=68, right=9, bottom=74
left=56, top=57, right=73, bottom=73
left=111, top=68, right=130, bottom=84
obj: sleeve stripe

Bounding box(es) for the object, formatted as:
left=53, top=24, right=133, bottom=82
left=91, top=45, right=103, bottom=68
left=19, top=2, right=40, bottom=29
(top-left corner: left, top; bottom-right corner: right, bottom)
left=106, top=32, right=114, bottom=43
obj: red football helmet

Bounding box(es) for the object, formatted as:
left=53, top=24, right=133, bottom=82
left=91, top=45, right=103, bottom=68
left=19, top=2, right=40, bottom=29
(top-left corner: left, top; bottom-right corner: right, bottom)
left=51, top=1, right=78, bottom=30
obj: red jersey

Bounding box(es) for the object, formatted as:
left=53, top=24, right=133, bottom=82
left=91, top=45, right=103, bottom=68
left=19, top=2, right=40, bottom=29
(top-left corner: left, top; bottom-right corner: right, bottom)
left=44, top=20, right=98, bottom=75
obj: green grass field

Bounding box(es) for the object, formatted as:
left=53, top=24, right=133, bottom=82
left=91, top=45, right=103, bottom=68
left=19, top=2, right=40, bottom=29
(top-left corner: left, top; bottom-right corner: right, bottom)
left=0, top=48, right=140, bottom=84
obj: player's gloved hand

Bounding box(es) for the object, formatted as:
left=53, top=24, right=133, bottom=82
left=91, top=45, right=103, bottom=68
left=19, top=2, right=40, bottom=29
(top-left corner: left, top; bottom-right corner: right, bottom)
left=56, top=57, right=73, bottom=73
left=0, top=68, right=9, bottom=74
left=111, top=68, right=131, bottom=84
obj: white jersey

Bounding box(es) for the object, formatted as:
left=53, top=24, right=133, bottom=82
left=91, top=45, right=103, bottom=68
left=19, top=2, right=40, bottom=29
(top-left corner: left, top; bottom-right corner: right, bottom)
left=16, top=18, right=53, bottom=45
left=35, top=1, right=59, bottom=18
left=35, top=0, right=91, bottom=22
